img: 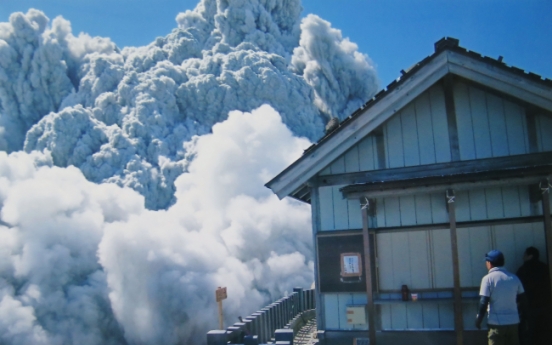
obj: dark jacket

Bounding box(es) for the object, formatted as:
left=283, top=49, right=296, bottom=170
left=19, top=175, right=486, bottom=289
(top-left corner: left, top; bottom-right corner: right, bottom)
left=516, top=258, right=551, bottom=310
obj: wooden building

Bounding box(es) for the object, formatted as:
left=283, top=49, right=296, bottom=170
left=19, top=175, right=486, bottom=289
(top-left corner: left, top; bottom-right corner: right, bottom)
left=266, top=38, right=552, bottom=345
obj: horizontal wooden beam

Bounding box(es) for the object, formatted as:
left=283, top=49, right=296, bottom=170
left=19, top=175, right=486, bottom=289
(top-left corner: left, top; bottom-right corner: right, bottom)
left=343, top=172, right=551, bottom=200
left=316, top=151, right=552, bottom=188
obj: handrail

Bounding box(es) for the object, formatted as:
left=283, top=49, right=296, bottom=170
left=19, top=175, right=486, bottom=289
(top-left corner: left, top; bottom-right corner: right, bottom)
left=207, top=287, right=315, bottom=345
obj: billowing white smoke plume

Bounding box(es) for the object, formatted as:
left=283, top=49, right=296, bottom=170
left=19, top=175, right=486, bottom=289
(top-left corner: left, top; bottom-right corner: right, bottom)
left=0, top=9, right=117, bottom=152
left=0, top=0, right=379, bottom=344
left=292, top=14, right=379, bottom=120
left=1, top=106, right=313, bottom=344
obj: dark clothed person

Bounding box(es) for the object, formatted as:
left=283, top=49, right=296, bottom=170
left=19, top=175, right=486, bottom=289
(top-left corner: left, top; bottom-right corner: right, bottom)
left=516, top=247, right=552, bottom=345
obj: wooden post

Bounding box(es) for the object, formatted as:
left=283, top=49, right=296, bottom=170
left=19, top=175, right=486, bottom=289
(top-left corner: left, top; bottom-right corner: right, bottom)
left=540, top=179, right=552, bottom=305
left=442, top=75, right=460, bottom=161
left=216, top=287, right=227, bottom=330
left=360, top=198, right=376, bottom=345
left=446, top=189, right=463, bottom=345
left=218, top=300, right=223, bottom=330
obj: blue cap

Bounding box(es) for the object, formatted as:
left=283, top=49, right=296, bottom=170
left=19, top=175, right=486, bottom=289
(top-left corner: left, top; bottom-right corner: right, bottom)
left=485, top=250, right=504, bottom=264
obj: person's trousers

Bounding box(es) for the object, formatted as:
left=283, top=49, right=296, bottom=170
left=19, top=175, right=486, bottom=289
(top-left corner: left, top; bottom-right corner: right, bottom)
left=488, top=324, right=519, bottom=345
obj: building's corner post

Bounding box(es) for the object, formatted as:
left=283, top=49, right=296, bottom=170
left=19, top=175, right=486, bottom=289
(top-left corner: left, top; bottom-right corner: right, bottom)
left=308, top=179, right=325, bottom=330
left=446, top=189, right=464, bottom=345
left=540, top=178, right=552, bottom=305
left=360, top=197, right=376, bottom=345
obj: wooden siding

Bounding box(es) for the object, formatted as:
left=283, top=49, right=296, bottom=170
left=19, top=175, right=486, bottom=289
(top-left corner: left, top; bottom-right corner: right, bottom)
left=536, top=113, right=552, bottom=152
left=323, top=293, right=368, bottom=330
left=376, top=229, right=453, bottom=290
left=379, top=300, right=456, bottom=330
left=319, top=84, right=451, bottom=177
left=374, top=193, right=448, bottom=228
left=453, top=81, right=535, bottom=160
left=457, top=222, right=546, bottom=287
left=324, top=293, right=486, bottom=331
left=319, top=185, right=362, bottom=231
left=319, top=135, right=379, bottom=176
left=454, top=186, right=535, bottom=222
left=319, top=81, right=552, bottom=183
left=375, top=220, right=546, bottom=292
left=384, top=85, right=452, bottom=168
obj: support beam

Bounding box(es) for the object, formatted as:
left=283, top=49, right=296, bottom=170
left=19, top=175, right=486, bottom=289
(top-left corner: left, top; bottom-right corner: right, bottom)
left=540, top=179, right=552, bottom=305
left=446, top=189, right=464, bottom=345
left=360, top=198, right=376, bottom=345
left=344, top=175, right=547, bottom=200
left=317, top=151, right=552, bottom=188
left=442, top=75, right=460, bottom=161
left=309, top=183, right=325, bottom=330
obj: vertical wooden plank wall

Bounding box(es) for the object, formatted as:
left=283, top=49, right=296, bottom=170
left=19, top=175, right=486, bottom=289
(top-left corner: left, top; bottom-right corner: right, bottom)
left=322, top=293, right=369, bottom=330
left=454, top=186, right=534, bottom=222
left=487, top=93, right=509, bottom=157
left=431, top=229, right=454, bottom=288
left=535, top=114, right=552, bottom=152
left=318, top=80, right=543, bottom=180
left=318, top=83, right=453, bottom=178
left=376, top=230, right=452, bottom=290
left=379, top=302, right=456, bottom=331
left=384, top=85, right=452, bottom=169
left=324, top=294, right=339, bottom=329
left=453, top=82, right=476, bottom=160
left=453, top=80, right=539, bottom=160
left=375, top=193, right=449, bottom=228
left=457, top=222, right=546, bottom=288
left=504, top=102, right=529, bottom=155
left=370, top=186, right=532, bottom=229
left=318, top=135, right=378, bottom=177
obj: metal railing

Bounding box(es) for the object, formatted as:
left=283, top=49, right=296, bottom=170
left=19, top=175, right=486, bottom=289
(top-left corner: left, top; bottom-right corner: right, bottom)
left=207, top=287, right=315, bottom=345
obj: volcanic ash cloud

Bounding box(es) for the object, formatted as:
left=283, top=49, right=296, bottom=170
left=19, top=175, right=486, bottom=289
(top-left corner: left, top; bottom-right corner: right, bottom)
left=1, top=0, right=378, bottom=210
left=0, top=105, right=313, bottom=344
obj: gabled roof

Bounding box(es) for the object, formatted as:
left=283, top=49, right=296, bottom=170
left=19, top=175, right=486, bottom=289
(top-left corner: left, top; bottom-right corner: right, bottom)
left=266, top=37, right=552, bottom=202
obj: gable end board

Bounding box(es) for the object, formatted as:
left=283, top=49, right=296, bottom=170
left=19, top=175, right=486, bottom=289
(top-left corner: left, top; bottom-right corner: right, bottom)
left=266, top=47, right=552, bottom=202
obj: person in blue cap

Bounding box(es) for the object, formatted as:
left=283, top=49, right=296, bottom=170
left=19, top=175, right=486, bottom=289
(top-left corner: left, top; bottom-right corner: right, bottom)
left=475, top=249, right=528, bottom=345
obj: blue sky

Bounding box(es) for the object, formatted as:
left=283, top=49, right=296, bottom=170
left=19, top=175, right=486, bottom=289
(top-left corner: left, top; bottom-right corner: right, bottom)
left=1, top=0, right=550, bottom=87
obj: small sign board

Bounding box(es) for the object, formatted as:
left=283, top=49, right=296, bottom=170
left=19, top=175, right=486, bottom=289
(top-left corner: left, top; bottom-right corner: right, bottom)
left=347, top=306, right=367, bottom=325
left=341, top=252, right=362, bottom=277
left=216, top=287, right=227, bottom=302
